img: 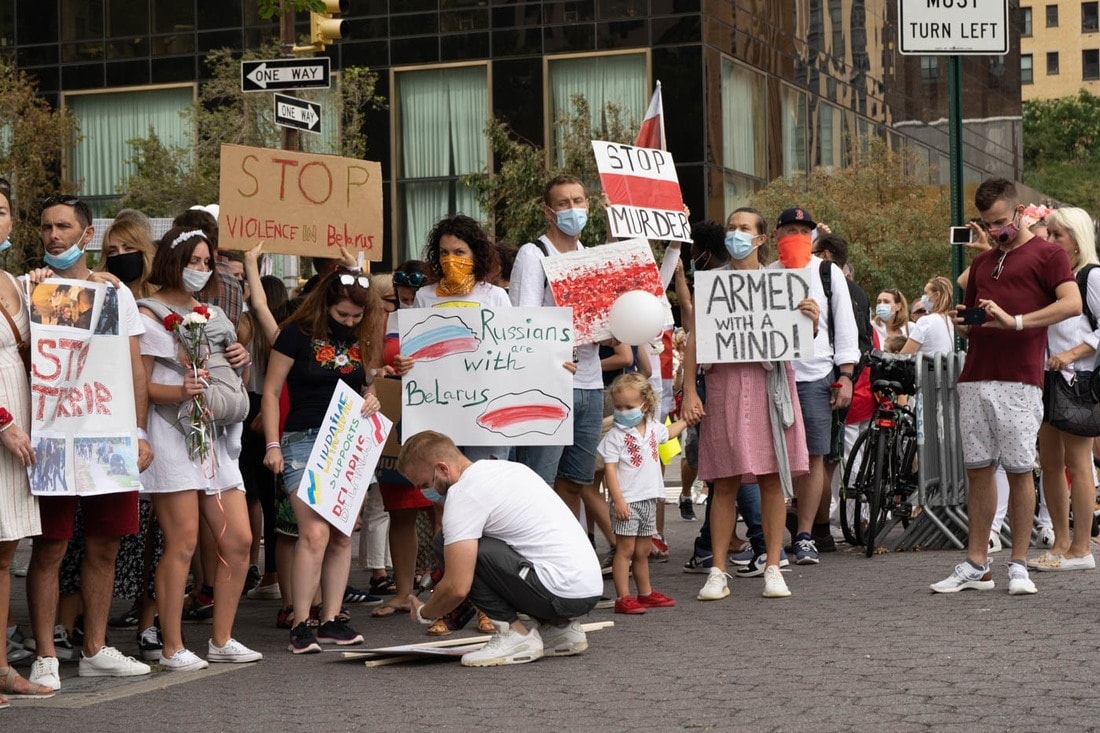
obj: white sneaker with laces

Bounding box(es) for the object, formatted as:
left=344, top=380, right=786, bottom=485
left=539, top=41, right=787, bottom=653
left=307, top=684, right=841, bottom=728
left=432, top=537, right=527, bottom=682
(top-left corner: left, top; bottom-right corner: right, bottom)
left=79, top=645, right=152, bottom=677
left=988, top=531, right=1003, bottom=554
left=208, top=638, right=263, bottom=663
left=762, top=566, right=792, bottom=598
left=1008, top=562, right=1038, bottom=595
left=930, top=561, right=995, bottom=593
left=159, top=648, right=209, bottom=672
left=697, top=567, right=731, bottom=601
left=29, top=656, right=61, bottom=691
left=460, top=620, right=543, bottom=667
left=538, top=621, right=587, bottom=657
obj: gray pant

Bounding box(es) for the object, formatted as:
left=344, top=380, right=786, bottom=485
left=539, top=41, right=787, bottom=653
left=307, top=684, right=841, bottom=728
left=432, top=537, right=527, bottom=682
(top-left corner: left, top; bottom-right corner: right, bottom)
left=433, top=533, right=599, bottom=624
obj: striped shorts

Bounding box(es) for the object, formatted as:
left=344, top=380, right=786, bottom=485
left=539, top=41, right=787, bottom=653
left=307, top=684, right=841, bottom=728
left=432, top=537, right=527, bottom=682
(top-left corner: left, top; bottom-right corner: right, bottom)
left=610, top=498, right=658, bottom=537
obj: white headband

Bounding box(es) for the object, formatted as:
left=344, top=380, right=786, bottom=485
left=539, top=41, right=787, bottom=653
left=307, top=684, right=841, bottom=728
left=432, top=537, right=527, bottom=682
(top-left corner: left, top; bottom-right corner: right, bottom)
left=170, top=229, right=206, bottom=249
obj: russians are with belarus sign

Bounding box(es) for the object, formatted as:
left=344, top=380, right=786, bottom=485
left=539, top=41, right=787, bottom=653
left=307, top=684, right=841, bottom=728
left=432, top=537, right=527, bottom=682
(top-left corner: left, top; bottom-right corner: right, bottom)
left=28, top=279, right=142, bottom=496
left=592, top=140, right=691, bottom=243
left=898, top=0, right=1008, bottom=55
left=218, top=143, right=383, bottom=260
left=693, top=270, right=815, bottom=363
left=296, top=381, right=392, bottom=536
left=398, top=307, right=574, bottom=446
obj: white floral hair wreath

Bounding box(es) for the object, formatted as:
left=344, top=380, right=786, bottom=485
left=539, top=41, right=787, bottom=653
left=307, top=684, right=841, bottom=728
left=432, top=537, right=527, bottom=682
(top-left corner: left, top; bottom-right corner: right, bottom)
left=170, top=229, right=207, bottom=249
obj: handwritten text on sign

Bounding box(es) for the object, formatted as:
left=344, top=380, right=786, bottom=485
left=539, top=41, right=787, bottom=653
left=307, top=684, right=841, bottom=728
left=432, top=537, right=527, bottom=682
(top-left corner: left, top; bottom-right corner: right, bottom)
left=693, top=270, right=815, bottom=363
left=296, top=381, right=391, bottom=536
left=592, top=140, right=691, bottom=243
left=398, top=307, right=574, bottom=446
left=217, top=143, right=383, bottom=260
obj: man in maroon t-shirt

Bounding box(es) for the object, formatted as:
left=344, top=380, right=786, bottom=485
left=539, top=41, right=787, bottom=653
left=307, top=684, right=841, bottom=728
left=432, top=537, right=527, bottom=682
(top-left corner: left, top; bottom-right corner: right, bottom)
left=931, top=178, right=1080, bottom=596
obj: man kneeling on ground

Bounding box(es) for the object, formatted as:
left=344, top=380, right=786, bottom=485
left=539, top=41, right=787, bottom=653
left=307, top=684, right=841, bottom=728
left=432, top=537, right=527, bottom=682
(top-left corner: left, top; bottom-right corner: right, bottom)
left=398, top=431, right=603, bottom=667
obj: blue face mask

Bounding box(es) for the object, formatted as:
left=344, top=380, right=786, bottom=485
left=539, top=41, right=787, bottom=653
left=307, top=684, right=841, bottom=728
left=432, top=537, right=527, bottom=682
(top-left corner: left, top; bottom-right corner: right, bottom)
left=555, top=208, right=588, bottom=237
left=875, top=304, right=894, bottom=321
left=725, top=230, right=758, bottom=260
left=43, top=228, right=89, bottom=271
left=613, top=407, right=644, bottom=428
left=0, top=240, right=10, bottom=253
left=421, top=487, right=445, bottom=504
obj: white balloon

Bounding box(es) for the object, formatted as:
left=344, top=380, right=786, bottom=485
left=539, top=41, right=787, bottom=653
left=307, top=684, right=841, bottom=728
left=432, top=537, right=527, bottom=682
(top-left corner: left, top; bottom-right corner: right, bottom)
left=608, top=290, right=665, bottom=345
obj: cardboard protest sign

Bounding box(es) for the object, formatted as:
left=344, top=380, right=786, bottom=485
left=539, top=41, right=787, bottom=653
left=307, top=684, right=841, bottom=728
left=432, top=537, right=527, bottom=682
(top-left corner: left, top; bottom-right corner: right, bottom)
left=398, top=307, right=574, bottom=446
left=374, top=376, right=406, bottom=486
left=28, top=279, right=142, bottom=496
left=296, top=381, right=391, bottom=536
left=693, top=269, right=815, bottom=363
left=592, top=140, right=691, bottom=243
left=218, top=143, right=383, bottom=260
left=539, top=238, right=671, bottom=344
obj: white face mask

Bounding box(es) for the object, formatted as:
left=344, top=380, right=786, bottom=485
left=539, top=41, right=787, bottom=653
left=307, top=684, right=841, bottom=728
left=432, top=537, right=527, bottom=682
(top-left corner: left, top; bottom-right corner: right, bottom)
left=182, top=267, right=213, bottom=293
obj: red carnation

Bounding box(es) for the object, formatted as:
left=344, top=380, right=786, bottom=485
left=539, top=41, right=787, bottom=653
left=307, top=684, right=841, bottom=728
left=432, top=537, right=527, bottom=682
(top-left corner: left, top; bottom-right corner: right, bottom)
left=163, top=313, right=183, bottom=331
left=193, top=305, right=211, bottom=319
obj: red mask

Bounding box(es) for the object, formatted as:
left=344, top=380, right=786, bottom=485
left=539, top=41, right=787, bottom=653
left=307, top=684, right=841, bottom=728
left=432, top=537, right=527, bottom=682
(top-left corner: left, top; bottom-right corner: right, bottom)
left=777, top=233, right=812, bottom=269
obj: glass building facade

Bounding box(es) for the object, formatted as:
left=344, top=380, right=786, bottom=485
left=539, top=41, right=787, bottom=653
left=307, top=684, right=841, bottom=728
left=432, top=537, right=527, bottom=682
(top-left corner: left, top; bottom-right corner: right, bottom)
left=3, top=0, right=1024, bottom=266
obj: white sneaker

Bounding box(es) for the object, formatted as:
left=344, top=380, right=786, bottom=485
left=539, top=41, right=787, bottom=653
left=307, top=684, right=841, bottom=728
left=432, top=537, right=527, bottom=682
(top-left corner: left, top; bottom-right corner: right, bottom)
left=1008, top=562, right=1038, bottom=595
left=29, top=656, right=61, bottom=691
left=697, top=567, right=731, bottom=601
left=762, top=566, right=791, bottom=598
left=460, top=620, right=543, bottom=667
left=930, top=561, right=995, bottom=593
left=78, top=645, right=152, bottom=677
left=1036, top=526, right=1055, bottom=548
left=988, top=531, right=1003, bottom=554
left=245, top=583, right=281, bottom=600
left=207, top=638, right=263, bottom=663
left=158, top=648, right=209, bottom=672
left=538, top=621, right=587, bottom=657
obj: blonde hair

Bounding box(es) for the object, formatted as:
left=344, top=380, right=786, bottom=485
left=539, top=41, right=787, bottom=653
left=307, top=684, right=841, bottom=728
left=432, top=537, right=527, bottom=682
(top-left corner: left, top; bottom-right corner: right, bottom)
left=609, top=371, right=658, bottom=421
left=1046, top=207, right=1099, bottom=271
left=95, top=218, right=156, bottom=298
left=396, top=430, right=463, bottom=478
left=925, top=276, right=955, bottom=315
left=372, top=273, right=395, bottom=301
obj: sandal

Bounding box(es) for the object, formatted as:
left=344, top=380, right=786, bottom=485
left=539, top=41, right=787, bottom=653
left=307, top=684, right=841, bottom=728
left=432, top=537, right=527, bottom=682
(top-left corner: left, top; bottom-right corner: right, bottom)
left=0, top=666, right=55, bottom=698
left=476, top=610, right=494, bottom=635
left=371, top=602, right=409, bottom=618
left=426, top=618, right=451, bottom=637
left=368, top=575, right=398, bottom=595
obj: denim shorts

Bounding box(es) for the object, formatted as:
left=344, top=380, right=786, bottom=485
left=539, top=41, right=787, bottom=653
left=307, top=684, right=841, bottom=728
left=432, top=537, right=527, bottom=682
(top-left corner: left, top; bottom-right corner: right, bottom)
left=796, top=375, right=834, bottom=456
left=281, top=428, right=319, bottom=496
left=557, top=388, right=604, bottom=485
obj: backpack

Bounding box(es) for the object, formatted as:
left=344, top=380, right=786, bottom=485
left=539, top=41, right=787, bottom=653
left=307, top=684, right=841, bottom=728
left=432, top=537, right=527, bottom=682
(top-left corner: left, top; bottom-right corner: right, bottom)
left=138, top=298, right=250, bottom=431
left=1077, top=264, right=1098, bottom=330
left=819, top=259, right=872, bottom=381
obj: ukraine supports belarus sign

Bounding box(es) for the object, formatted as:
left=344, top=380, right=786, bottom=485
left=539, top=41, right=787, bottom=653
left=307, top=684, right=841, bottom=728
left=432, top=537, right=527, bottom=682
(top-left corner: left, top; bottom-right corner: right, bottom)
left=592, top=140, right=692, bottom=243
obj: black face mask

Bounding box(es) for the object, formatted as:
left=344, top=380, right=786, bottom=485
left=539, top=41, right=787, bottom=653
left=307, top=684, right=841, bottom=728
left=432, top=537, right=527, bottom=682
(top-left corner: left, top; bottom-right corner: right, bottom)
left=327, top=315, right=357, bottom=342
left=105, top=251, right=144, bottom=284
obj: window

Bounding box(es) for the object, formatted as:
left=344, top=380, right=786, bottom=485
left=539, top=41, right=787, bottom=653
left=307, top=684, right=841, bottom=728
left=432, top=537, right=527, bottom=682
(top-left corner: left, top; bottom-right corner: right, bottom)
left=66, top=85, right=194, bottom=211
left=920, top=56, right=939, bottom=83
left=1021, top=7, right=1033, bottom=36
left=816, top=102, right=844, bottom=169
left=546, top=52, right=646, bottom=161
left=394, top=64, right=489, bottom=261
left=1021, top=54, right=1034, bottom=83
left=720, top=57, right=767, bottom=180
left=1085, top=2, right=1099, bottom=32
left=780, top=85, right=808, bottom=178
left=1047, top=4, right=1059, bottom=25
left=1084, top=49, right=1100, bottom=78
left=1047, top=51, right=1060, bottom=74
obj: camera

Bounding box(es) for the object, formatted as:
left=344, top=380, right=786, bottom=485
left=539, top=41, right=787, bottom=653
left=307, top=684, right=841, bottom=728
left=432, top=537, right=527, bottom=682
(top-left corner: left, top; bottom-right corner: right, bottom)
left=950, top=226, right=973, bottom=245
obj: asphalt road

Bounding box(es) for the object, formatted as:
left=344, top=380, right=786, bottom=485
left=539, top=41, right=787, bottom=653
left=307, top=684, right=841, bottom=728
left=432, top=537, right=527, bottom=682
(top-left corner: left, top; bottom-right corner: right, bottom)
left=6, top=504, right=1100, bottom=732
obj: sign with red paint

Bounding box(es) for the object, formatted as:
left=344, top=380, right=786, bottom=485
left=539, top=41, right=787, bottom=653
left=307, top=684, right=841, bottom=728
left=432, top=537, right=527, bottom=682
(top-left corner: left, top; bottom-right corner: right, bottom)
left=539, top=238, right=672, bottom=345
left=396, top=306, right=574, bottom=445
left=692, top=270, right=815, bottom=363
left=28, top=279, right=142, bottom=496
left=296, top=381, right=391, bottom=536
left=217, top=143, right=383, bottom=260
left=592, top=140, right=691, bottom=243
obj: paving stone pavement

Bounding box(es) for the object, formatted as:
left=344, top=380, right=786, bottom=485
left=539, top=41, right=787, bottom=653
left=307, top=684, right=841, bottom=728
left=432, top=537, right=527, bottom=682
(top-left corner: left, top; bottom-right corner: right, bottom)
left=6, top=509, right=1100, bottom=732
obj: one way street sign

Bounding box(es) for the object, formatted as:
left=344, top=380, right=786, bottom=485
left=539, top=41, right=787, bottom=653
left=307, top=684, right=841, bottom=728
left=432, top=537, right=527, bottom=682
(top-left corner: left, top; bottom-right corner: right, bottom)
left=274, top=94, right=322, bottom=134
left=241, top=57, right=331, bottom=92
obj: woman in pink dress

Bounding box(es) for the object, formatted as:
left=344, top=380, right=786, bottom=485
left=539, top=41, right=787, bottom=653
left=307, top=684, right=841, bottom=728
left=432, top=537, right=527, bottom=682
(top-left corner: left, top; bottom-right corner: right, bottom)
left=681, top=208, right=816, bottom=601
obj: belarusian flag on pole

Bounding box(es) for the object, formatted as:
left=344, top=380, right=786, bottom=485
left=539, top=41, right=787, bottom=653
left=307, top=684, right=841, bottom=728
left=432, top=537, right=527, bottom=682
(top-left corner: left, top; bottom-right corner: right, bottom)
left=634, top=80, right=665, bottom=151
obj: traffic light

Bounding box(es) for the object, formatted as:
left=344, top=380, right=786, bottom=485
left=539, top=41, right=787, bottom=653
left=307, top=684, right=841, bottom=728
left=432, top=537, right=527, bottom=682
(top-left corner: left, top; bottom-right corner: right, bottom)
left=311, top=0, right=349, bottom=47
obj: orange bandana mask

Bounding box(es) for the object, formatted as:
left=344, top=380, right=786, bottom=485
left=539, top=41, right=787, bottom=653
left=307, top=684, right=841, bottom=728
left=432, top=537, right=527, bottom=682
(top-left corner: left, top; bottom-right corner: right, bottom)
left=436, top=254, right=476, bottom=296
left=777, top=233, right=813, bottom=269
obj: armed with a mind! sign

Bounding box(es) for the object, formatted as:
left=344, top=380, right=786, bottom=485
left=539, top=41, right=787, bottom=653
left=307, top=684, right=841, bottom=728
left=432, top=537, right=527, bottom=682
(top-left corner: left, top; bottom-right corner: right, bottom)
left=592, top=140, right=691, bottom=243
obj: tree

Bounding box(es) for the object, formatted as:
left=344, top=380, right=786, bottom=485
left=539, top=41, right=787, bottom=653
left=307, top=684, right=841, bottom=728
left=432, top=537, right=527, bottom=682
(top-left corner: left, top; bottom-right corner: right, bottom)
left=256, top=0, right=324, bottom=18
left=0, top=60, right=79, bottom=270
left=1022, top=91, right=1100, bottom=213
left=116, top=43, right=385, bottom=216
left=462, top=94, right=636, bottom=248
left=749, top=138, right=952, bottom=302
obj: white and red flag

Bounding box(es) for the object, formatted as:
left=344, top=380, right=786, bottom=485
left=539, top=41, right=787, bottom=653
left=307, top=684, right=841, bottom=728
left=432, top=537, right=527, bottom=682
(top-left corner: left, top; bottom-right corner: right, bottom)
left=634, top=80, right=665, bottom=151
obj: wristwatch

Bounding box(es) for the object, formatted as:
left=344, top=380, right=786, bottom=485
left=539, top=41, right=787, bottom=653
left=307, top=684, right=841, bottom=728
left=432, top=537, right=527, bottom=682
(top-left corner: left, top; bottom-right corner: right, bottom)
left=838, top=371, right=855, bottom=382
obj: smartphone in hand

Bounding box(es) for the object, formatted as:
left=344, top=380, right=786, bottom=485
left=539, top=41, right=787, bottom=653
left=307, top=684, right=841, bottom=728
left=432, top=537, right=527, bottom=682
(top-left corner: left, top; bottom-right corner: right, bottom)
left=960, top=307, right=986, bottom=325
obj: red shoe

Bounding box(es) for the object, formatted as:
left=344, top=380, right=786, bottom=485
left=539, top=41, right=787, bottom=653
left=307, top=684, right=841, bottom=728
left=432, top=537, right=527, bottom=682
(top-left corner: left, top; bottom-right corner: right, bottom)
left=637, top=590, right=676, bottom=608
left=649, top=534, right=670, bottom=562
left=613, top=595, right=647, bottom=614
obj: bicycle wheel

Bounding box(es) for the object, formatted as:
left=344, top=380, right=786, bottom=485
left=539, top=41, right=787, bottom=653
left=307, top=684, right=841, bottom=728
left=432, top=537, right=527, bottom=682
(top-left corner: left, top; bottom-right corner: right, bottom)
left=840, top=430, right=871, bottom=546
left=865, top=428, right=890, bottom=557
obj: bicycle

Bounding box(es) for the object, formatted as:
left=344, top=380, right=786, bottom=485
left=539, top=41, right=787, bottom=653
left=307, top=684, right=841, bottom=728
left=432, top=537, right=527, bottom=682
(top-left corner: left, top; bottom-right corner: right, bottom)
left=840, top=351, right=920, bottom=557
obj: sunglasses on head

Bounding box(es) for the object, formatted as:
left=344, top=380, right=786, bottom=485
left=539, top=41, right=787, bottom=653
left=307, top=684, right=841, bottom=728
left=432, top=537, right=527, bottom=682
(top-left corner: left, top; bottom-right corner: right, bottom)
left=393, top=271, right=427, bottom=288
left=41, top=194, right=82, bottom=210
left=338, top=273, right=371, bottom=289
